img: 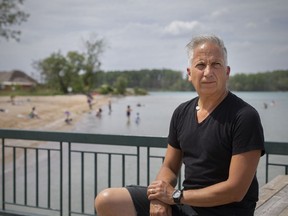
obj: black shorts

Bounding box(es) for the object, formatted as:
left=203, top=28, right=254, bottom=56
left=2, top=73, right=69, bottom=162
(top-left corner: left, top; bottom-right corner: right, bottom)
left=126, top=185, right=256, bottom=216
left=126, top=185, right=198, bottom=216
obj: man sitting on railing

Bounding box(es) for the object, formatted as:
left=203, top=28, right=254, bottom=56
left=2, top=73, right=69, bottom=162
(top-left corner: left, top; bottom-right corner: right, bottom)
left=95, top=35, right=265, bottom=216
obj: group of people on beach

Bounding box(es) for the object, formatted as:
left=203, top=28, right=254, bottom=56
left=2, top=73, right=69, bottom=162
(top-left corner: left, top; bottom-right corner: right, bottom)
left=126, top=105, right=141, bottom=125
left=94, top=101, right=141, bottom=126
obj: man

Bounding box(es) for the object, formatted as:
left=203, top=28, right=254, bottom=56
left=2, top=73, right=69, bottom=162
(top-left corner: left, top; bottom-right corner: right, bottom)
left=95, top=35, right=265, bottom=216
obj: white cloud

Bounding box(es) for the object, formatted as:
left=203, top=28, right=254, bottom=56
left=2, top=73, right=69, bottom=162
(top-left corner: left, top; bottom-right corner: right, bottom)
left=164, top=21, right=201, bottom=36
left=210, top=8, right=229, bottom=19
left=0, top=0, right=288, bottom=75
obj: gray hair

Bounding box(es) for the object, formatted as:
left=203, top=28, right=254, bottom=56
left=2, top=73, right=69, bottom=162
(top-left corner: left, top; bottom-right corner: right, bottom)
left=186, top=34, right=228, bottom=66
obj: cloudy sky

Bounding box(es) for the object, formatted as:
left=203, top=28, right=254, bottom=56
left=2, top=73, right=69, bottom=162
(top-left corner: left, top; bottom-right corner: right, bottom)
left=1, top=0, right=288, bottom=79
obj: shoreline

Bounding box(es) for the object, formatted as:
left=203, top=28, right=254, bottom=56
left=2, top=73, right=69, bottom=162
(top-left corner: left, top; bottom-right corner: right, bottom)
left=0, top=94, right=111, bottom=132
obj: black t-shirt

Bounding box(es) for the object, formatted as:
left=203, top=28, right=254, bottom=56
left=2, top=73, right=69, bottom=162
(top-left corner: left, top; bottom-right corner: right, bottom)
left=168, top=92, right=265, bottom=214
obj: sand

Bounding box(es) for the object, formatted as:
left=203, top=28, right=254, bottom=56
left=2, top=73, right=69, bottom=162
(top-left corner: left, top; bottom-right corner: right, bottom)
left=0, top=94, right=110, bottom=131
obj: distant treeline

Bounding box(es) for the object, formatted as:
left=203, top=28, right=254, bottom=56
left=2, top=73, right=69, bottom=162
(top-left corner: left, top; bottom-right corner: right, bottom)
left=228, top=70, right=288, bottom=91
left=94, top=69, right=193, bottom=91
left=94, top=69, right=288, bottom=92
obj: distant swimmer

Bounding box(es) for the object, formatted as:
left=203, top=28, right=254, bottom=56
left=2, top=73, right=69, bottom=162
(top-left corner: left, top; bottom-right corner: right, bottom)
left=126, top=105, right=132, bottom=119
left=96, top=108, right=102, bottom=118
left=108, top=100, right=112, bottom=114
left=135, top=112, right=140, bottom=125
left=86, top=93, right=94, bottom=110
left=64, top=111, right=72, bottom=124
left=270, top=100, right=275, bottom=107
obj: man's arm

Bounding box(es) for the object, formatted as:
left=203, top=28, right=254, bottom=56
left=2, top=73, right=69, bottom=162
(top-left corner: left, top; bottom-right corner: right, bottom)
left=147, top=145, right=182, bottom=216
left=149, top=149, right=261, bottom=207
left=154, top=144, right=182, bottom=186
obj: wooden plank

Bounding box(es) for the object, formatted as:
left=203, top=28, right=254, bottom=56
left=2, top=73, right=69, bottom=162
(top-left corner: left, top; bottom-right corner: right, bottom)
left=255, top=175, right=288, bottom=216
left=255, top=185, right=288, bottom=215
left=256, top=175, right=288, bottom=208
left=279, top=206, right=288, bottom=216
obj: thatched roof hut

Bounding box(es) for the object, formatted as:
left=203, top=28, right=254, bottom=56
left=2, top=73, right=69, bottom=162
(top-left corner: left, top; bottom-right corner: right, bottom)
left=0, top=70, right=38, bottom=90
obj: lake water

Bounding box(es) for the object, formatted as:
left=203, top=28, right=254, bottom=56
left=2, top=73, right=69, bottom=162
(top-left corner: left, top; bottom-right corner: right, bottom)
left=74, top=91, right=288, bottom=141
left=73, top=91, right=288, bottom=186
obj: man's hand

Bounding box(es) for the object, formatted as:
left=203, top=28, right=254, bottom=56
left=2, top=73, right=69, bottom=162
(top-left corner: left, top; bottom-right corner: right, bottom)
left=147, top=180, right=175, bottom=205
left=149, top=200, right=172, bottom=216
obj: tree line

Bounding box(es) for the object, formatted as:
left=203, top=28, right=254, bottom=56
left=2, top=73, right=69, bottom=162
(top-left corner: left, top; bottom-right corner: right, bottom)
left=228, top=70, right=288, bottom=91
left=94, top=69, right=288, bottom=93
left=93, top=69, right=193, bottom=93
left=35, top=58, right=288, bottom=94
left=33, top=33, right=287, bottom=94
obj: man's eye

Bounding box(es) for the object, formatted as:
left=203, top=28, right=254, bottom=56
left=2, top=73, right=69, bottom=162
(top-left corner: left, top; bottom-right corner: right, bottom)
left=212, top=63, right=222, bottom=69
left=196, top=64, right=205, bottom=70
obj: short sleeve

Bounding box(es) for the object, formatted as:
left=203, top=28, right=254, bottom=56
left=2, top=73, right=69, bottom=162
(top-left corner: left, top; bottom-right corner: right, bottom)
left=232, top=106, right=265, bottom=155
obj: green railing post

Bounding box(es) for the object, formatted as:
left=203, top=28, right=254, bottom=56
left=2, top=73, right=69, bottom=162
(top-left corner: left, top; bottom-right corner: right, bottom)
left=68, top=142, right=71, bottom=216
left=81, top=152, right=84, bottom=213
left=94, top=153, right=98, bottom=200
left=60, top=142, right=63, bottom=216
left=265, top=154, right=269, bottom=183
left=147, top=147, right=150, bottom=185
left=1, top=138, right=5, bottom=211
left=47, top=150, right=51, bottom=209
left=13, top=147, right=16, bottom=203
left=137, top=147, right=140, bottom=185
left=36, top=148, right=39, bottom=207
left=24, top=148, right=27, bottom=206
left=122, top=155, right=125, bottom=186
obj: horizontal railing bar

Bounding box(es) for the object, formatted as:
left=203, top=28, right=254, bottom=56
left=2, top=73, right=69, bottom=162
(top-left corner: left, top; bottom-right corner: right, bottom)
left=0, top=129, right=167, bottom=148
left=70, top=211, right=95, bottom=216
left=4, top=202, right=60, bottom=212
left=264, top=141, right=288, bottom=155
left=267, top=163, right=288, bottom=167
left=150, top=156, right=165, bottom=159
left=5, top=145, right=60, bottom=151
left=70, top=150, right=137, bottom=156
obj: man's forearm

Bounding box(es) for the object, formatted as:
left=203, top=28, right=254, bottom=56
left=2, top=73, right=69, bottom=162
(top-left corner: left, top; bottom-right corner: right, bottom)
left=155, top=165, right=178, bottom=187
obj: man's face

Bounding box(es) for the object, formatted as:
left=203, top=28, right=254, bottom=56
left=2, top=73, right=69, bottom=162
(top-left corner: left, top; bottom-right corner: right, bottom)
left=187, top=42, right=230, bottom=96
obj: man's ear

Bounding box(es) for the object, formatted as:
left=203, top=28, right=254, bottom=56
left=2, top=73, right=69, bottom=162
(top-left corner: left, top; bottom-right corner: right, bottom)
left=226, top=66, right=231, bottom=76
left=187, top=68, right=192, bottom=81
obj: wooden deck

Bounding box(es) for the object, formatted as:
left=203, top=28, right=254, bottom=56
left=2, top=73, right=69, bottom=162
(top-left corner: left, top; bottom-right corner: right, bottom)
left=255, top=175, right=288, bottom=216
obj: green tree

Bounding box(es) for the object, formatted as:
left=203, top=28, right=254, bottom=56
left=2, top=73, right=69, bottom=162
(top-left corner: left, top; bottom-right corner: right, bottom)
left=228, top=70, right=288, bottom=91
left=114, top=76, right=128, bottom=94
left=82, top=34, right=106, bottom=91
left=34, top=35, right=106, bottom=94
left=0, top=0, right=29, bottom=41
left=63, top=51, right=86, bottom=93
left=35, top=51, right=86, bottom=94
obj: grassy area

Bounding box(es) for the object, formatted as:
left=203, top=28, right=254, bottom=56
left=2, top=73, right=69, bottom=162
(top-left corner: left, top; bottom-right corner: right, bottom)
left=0, top=87, right=63, bottom=96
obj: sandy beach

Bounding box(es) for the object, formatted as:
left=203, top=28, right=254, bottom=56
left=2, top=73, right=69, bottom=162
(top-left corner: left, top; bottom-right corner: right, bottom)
left=0, top=94, right=110, bottom=131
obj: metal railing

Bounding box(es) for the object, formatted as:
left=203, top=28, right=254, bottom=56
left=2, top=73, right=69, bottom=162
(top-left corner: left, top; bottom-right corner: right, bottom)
left=0, top=129, right=175, bottom=216
left=0, top=129, right=287, bottom=216
left=264, top=141, right=288, bottom=183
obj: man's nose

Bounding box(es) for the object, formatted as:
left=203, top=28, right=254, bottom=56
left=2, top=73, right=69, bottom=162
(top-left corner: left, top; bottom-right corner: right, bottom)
left=203, top=65, right=213, bottom=78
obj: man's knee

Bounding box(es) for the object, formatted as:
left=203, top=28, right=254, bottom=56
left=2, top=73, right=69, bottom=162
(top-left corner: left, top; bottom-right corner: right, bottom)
left=95, top=187, right=136, bottom=216
left=95, top=188, right=112, bottom=213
